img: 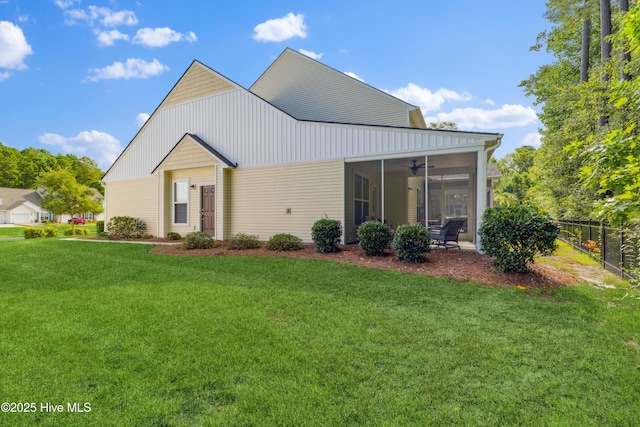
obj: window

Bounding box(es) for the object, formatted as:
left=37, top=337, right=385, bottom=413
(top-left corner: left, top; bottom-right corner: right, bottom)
left=173, top=180, right=189, bottom=224
left=354, top=172, right=369, bottom=226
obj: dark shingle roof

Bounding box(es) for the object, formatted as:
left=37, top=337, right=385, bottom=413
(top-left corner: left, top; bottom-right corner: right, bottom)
left=0, top=188, right=42, bottom=210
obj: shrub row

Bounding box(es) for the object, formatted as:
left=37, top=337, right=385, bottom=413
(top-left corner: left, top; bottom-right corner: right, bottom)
left=310, top=218, right=432, bottom=262
left=24, top=226, right=90, bottom=238
left=183, top=232, right=304, bottom=251
left=24, top=227, right=58, bottom=239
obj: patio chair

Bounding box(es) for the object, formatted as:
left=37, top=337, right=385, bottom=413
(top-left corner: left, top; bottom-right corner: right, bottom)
left=429, top=218, right=466, bottom=250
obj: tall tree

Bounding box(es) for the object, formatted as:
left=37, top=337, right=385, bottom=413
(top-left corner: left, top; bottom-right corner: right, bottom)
left=38, top=169, right=103, bottom=235
left=599, top=0, right=613, bottom=126
left=0, top=143, right=21, bottom=188
left=493, top=146, right=537, bottom=206
left=582, top=17, right=592, bottom=82
left=619, top=0, right=632, bottom=80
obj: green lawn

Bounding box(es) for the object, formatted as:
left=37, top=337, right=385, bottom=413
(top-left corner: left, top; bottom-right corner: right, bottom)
left=0, top=239, right=638, bottom=426
left=0, top=224, right=96, bottom=238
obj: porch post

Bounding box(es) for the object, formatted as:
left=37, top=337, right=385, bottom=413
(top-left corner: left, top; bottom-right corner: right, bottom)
left=381, top=159, right=385, bottom=223
left=476, top=149, right=487, bottom=252
left=424, top=155, right=429, bottom=226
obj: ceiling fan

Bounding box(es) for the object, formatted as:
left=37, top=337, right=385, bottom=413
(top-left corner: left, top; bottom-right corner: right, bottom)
left=405, top=159, right=432, bottom=175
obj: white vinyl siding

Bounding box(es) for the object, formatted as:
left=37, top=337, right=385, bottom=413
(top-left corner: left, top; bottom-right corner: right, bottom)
left=251, top=49, right=413, bottom=128
left=104, top=88, right=490, bottom=183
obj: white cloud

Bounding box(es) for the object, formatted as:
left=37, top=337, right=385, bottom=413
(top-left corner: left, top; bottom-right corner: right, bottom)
left=388, top=83, right=472, bottom=113
left=133, top=27, right=197, bottom=48
left=483, top=98, right=495, bottom=106
left=65, top=6, right=138, bottom=26
left=344, top=71, right=364, bottom=82
left=523, top=132, right=542, bottom=146
left=299, top=48, right=322, bottom=60
left=0, top=21, right=33, bottom=72
left=18, top=15, right=29, bottom=23
left=94, top=29, right=129, bottom=47
left=252, top=12, right=307, bottom=42
left=86, top=58, right=169, bottom=82
left=39, top=130, right=122, bottom=169
left=425, top=104, right=538, bottom=130
left=54, top=0, right=79, bottom=9
left=0, top=71, right=10, bottom=81
left=136, top=113, right=150, bottom=127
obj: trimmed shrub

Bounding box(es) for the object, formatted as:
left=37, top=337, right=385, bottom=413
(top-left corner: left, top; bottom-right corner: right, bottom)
left=228, top=233, right=260, bottom=250
left=311, top=218, right=342, bottom=253
left=357, top=221, right=393, bottom=256
left=64, top=227, right=88, bottom=236
left=393, top=224, right=431, bottom=262
left=106, top=216, right=146, bottom=239
left=24, top=227, right=45, bottom=239
left=479, top=205, right=559, bottom=273
left=43, top=227, right=58, bottom=238
left=182, top=231, right=216, bottom=250
left=166, top=232, right=182, bottom=241
left=266, top=233, right=303, bottom=251
left=96, top=220, right=105, bottom=234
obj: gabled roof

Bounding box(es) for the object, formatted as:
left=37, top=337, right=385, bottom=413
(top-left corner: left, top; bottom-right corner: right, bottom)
left=0, top=188, right=42, bottom=211
left=250, top=48, right=427, bottom=129
left=103, top=60, right=243, bottom=181
left=151, top=133, right=237, bottom=174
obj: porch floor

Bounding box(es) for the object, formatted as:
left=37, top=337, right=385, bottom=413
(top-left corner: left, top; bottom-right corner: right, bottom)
left=430, top=240, right=476, bottom=251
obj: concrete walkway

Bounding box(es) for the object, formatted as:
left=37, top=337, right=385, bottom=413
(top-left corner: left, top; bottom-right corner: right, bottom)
left=62, top=238, right=179, bottom=246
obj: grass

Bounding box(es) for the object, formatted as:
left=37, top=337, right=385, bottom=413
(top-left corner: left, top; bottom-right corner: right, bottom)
left=537, top=241, right=629, bottom=288
left=0, top=224, right=97, bottom=238
left=0, top=239, right=638, bottom=426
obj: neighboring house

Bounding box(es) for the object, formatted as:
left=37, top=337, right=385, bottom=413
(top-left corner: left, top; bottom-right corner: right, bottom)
left=102, top=48, right=503, bottom=251
left=0, top=187, right=104, bottom=224
left=0, top=188, right=50, bottom=224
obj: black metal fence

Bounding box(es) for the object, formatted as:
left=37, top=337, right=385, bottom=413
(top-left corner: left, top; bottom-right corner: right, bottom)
left=556, top=219, right=639, bottom=281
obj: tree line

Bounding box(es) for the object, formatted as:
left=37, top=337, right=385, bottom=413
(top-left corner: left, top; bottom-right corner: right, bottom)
left=0, top=142, right=104, bottom=194
left=495, top=0, right=639, bottom=231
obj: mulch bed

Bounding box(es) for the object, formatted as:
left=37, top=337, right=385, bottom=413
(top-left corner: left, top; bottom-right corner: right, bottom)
left=148, top=241, right=579, bottom=290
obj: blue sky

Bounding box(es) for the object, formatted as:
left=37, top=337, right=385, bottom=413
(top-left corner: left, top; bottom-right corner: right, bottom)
left=0, top=0, right=552, bottom=170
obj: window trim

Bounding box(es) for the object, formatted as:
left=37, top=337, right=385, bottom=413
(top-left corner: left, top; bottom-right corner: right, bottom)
left=173, top=179, right=189, bottom=225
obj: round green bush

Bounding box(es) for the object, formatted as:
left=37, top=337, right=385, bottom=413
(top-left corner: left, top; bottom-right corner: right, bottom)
left=43, top=227, right=58, bottom=238
left=311, top=218, right=342, bottom=253
left=266, top=233, right=303, bottom=251
left=182, top=231, right=216, bottom=250
left=96, top=220, right=105, bottom=234
left=357, top=221, right=393, bottom=256
left=106, top=216, right=146, bottom=239
left=393, top=224, right=431, bottom=262
left=479, top=205, right=559, bottom=273
left=166, top=232, right=182, bottom=240
left=228, top=233, right=260, bottom=250
left=24, top=227, right=45, bottom=239
left=64, top=227, right=88, bottom=236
